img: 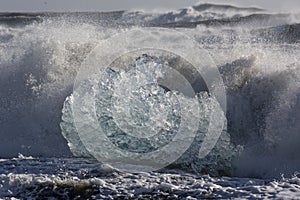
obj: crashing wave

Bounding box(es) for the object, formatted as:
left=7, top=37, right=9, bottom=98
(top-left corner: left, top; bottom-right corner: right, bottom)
left=0, top=3, right=300, bottom=178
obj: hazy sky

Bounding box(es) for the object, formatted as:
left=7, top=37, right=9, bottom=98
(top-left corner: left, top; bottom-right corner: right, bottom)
left=0, top=0, right=299, bottom=12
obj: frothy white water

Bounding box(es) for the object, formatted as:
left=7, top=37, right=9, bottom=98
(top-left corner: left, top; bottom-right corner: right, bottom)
left=0, top=6, right=300, bottom=178
left=0, top=19, right=116, bottom=157
left=1, top=157, right=300, bottom=199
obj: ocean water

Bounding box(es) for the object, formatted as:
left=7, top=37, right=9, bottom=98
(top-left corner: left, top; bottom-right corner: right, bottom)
left=1, top=3, right=300, bottom=198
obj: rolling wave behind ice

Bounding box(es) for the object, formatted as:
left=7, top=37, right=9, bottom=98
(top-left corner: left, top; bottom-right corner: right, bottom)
left=0, top=3, right=300, bottom=178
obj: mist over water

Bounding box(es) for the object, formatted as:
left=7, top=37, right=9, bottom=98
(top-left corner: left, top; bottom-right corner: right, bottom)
left=0, top=3, right=300, bottom=178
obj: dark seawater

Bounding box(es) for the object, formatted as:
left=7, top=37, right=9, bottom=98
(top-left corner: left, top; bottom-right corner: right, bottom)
left=0, top=3, right=300, bottom=179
